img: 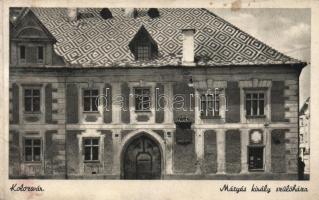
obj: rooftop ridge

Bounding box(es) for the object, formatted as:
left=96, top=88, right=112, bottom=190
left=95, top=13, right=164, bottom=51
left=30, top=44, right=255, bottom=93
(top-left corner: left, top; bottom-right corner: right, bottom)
left=11, top=7, right=307, bottom=68
left=201, top=8, right=303, bottom=64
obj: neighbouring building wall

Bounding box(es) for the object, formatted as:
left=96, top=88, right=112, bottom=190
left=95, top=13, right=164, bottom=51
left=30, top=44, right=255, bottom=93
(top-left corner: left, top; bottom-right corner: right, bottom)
left=299, top=98, right=310, bottom=174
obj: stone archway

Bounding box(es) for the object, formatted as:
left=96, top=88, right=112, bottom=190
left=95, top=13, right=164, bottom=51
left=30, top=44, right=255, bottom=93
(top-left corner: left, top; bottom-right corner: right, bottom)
left=120, top=130, right=164, bottom=179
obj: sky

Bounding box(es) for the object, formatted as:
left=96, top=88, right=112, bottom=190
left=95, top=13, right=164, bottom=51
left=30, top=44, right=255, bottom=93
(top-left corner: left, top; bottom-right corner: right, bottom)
left=211, top=8, right=311, bottom=107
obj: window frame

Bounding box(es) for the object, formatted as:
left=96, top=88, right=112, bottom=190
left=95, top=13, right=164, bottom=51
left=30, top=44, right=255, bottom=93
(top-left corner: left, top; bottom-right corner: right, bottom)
left=247, top=145, right=265, bottom=171
left=37, top=46, right=45, bottom=64
left=23, top=87, right=41, bottom=113
left=136, top=42, right=152, bottom=60
left=248, top=129, right=265, bottom=171
left=19, top=45, right=26, bottom=64
left=134, top=87, right=151, bottom=112
left=244, top=89, right=266, bottom=118
left=18, top=44, right=45, bottom=64
left=83, top=89, right=100, bottom=113
left=83, top=137, right=100, bottom=162
left=200, top=93, right=220, bottom=119
left=24, top=137, right=42, bottom=163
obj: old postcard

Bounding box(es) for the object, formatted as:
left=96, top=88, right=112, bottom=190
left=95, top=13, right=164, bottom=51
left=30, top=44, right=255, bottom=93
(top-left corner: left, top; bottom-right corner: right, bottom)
left=1, top=0, right=318, bottom=199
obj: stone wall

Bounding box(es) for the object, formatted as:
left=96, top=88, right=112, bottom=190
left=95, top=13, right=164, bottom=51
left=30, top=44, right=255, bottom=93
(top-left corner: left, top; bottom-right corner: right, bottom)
left=173, top=131, right=196, bottom=173
left=9, top=66, right=301, bottom=179
left=271, top=129, right=287, bottom=173
left=203, top=130, right=217, bottom=174
left=225, top=130, right=241, bottom=173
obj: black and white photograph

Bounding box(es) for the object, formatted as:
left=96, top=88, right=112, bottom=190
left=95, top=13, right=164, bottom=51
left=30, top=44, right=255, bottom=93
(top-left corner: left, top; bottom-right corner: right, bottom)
left=2, top=0, right=319, bottom=199
left=7, top=6, right=311, bottom=180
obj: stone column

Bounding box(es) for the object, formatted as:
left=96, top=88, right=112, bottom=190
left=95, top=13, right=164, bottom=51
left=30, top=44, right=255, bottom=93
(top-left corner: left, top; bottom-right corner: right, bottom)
left=195, top=129, right=204, bottom=174
left=77, top=134, right=84, bottom=174
left=194, top=89, right=200, bottom=125
left=240, top=129, right=249, bottom=173
left=216, top=129, right=226, bottom=174
left=112, top=129, right=121, bottom=177
left=165, top=129, right=174, bottom=175
left=164, top=83, right=173, bottom=124
left=112, top=82, right=121, bottom=124
left=265, top=128, right=271, bottom=173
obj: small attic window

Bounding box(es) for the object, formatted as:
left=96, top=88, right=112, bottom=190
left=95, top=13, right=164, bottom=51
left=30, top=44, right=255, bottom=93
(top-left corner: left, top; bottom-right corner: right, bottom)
left=136, top=41, right=152, bottom=60
left=129, top=26, right=158, bottom=61
left=100, top=8, right=112, bottom=19
left=19, top=45, right=45, bottom=64
left=147, top=8, right=160, bottom=18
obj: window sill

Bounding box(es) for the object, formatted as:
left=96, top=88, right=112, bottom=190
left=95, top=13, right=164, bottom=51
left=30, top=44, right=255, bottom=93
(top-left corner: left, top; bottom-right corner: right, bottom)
left=135, top=110, right=152, bottom=113
left=200, top=115, right=221, bottom=119
left=24, top=112, right=42, bottom=115
left=23, top=161, right=42, bottom=164
left=18, top=63, right=45, bottom=66
left=248, top=144, right=265, bottom=147
left=83, top=111, right=100, bottom=114
left=176, top=141, right=192, bottom=145
left=248, top=169, right=265, bottom=172
left=84, top=160, right=100, bottom=163
left=246, top=115, right=266, bottom=119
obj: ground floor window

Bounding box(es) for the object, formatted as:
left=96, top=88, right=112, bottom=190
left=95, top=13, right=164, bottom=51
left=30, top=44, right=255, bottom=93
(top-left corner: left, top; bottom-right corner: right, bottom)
left=248, top=146, right=264, bottom=171
left=24, top=138, right=42, bottom=162
left=83, top=138, right=99, bottom=161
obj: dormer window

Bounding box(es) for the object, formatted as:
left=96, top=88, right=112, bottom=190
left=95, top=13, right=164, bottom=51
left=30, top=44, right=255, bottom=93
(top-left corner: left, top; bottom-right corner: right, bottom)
left=37, top=46, right=44, bottom=63
left=20, top=45, right=26, bottom=63
left=136, top=41, right=152, bottom=60
left=19, top=44, right=45, bottom=64
left=129, top=25, right=158, bottom=61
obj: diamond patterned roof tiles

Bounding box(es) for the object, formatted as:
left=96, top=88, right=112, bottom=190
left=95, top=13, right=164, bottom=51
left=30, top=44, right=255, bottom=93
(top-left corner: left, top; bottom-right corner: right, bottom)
left=24, top=8, right=304, bottom=68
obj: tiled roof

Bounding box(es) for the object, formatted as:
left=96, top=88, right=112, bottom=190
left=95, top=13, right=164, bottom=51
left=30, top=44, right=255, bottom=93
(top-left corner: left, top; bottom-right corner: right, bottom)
left=23, top=8, right=304, bottom=68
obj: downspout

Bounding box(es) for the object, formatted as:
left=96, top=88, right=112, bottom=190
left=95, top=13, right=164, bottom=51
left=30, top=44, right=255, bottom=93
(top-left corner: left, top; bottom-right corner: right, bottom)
left=64, top=76, right=68, bottom=179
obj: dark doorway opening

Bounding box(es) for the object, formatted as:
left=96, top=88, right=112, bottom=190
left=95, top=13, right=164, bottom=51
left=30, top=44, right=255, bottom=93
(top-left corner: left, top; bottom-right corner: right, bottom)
left=123, top=134, right=161, bottom=179
left=248, top=146, right=264, bottom=171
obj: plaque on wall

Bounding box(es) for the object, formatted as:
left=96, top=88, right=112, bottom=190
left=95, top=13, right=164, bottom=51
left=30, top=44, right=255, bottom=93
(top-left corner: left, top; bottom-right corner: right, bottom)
left=249, top=130, right=263, bottom=145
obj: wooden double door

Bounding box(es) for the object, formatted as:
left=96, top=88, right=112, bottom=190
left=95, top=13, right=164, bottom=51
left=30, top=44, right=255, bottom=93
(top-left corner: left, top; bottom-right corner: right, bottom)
left=123, top=135, right=162, bottom=179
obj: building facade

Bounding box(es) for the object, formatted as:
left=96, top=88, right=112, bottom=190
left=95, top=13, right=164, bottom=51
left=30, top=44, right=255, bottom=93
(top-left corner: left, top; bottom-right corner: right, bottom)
left=299, top=97, right=310, bottom=174
left=9, top=8, right=306, bottom=179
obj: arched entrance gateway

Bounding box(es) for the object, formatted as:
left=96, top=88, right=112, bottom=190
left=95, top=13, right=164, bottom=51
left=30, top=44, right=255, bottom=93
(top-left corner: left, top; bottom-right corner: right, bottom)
left=121, top=132, right=163, bottom=179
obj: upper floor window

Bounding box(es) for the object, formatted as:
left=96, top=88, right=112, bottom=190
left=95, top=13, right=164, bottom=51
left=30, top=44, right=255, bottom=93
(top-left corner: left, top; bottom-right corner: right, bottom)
left=245, top=91, right=265, bottom=118
left=200, top=93, right=220, bottom=118
left=20, top=45, right=26, bottom=62
left=136, top=42, right=151, bottom=60
left=19, top=45, right=44, bottom=64
left=24, top=88, right=40, bottom=113
left=37, top=46, right=44, bottom=63
left=134, top=88, right=151, bottom=112
left=83, top=138, right=99, bottom=161
left=24, top=138, right=42, bottom=162
left=83, top=89, right=99, bottom=112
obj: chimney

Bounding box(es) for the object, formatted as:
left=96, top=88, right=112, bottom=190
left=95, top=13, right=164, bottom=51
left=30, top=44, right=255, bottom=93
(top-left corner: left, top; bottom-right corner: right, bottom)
left=148, top=8, right=160, bottom=18
left=100, top=8, right=112, bottom=19
left=124, top=8, right=137, bottom=18
left=182, top=29, right=196, bottom=66
left=67, top=8, right=78, bottom=22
